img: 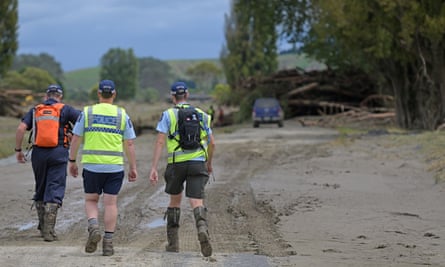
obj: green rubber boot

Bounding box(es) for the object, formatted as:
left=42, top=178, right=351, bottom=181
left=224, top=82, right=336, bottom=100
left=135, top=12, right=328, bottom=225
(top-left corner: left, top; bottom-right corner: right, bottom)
left=164, top=207, right=180, bottom=252
left=193, top=206, right=212, bottom=257
left=35, top=201, right=45, bottom=237
left=43, top=203, right=59, bottom=242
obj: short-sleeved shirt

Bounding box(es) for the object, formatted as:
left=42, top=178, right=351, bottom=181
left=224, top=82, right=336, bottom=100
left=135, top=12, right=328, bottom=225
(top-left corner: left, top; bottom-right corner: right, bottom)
left=72, top=108, right=136, bottom=173
left=156, top=103, right=213, bottom=136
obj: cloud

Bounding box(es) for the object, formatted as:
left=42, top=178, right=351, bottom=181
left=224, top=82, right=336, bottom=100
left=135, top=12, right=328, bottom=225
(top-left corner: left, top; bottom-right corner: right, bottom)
left=18, top=0, right=230, bottom=71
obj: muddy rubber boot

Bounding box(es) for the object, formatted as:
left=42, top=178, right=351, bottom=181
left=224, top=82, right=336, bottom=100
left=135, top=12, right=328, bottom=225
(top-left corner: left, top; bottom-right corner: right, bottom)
left=193, top=206, right=212, bottom=257
left=164, top=207, right=180, bottom=252
left=42, top=203, right=59, bottom=242
left=85, top=224, right=101, bottom=253
left=35, top=201, right=45, bottom=237
left=102, top=238, right=114, bottom=256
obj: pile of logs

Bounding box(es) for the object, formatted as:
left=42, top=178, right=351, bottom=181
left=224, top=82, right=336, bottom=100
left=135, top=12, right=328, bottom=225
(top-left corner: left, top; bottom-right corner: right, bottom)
left=0, top=89, right=33, bottom=118
left=241, top=68, right=395, bottom=126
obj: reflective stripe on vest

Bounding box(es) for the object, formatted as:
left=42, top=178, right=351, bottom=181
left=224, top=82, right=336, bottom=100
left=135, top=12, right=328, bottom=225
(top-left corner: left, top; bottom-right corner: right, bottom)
left=166, top=106, right=210, bottom=163
left=81, top=104, right=126, bottom=165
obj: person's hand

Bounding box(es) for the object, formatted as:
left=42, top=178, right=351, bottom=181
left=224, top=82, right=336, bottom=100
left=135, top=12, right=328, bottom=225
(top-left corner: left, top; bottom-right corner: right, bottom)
left=128, top=167, right=137, bottom=182
left=16, top=151, right=26, bottom=163
left=66, top=132, right=73, bottom=143
left=206, top=162, right=213, bottom=174
left=149, top=168, right=158, bottom=186
left=69, top=162, right=78, bottom=178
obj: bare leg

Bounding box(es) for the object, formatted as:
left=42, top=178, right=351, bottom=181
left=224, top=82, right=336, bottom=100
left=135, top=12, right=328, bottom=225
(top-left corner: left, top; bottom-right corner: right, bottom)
left=169, top=193, right=182, bottom=208
left=103, top=193, right=118, bottom=232
left=85, top=193, right=100, bottom=220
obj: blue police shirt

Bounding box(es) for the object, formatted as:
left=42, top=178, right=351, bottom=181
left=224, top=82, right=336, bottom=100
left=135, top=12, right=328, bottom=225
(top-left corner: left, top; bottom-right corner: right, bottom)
left=156, top=103, right=213, bottom=136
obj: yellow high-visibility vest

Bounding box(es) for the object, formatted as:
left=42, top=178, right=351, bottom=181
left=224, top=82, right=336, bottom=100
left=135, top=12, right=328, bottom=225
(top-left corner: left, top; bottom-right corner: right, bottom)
left=81, top=103, right=126, bottom=165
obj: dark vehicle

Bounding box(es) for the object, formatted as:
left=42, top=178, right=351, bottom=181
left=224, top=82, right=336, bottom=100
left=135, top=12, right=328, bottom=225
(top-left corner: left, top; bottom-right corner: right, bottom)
left=252, top=97, right=284, bottom=128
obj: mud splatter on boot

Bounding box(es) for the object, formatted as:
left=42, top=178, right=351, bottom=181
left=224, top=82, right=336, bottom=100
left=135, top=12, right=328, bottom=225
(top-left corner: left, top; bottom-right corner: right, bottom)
left=164, top=207, right=180, bottom=252
left=35, top=201, right=45, bottom=237
left=193, top=206, right=212, bottom=257
left=43, top=203, right=59, bottom=242
left=102, top=238, right=114, bottom=256
left=85, top=224, right=101, bottom=253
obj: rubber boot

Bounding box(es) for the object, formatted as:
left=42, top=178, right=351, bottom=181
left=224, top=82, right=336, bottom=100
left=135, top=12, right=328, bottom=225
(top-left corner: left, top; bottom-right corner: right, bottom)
left=43, top=203, right=59, bottom=242
left=35, top=201, right=45, bottom=237
left=193, top=206, right=212, bottom=257
left=164, top=207, right=180, bottom=252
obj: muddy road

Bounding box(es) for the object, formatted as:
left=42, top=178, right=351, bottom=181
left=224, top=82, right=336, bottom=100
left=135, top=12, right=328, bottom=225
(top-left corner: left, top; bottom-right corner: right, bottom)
left=1, top=120, right=445, bottom=266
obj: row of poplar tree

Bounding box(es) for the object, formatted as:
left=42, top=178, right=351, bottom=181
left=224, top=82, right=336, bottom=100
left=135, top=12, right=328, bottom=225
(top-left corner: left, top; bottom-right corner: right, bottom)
left=2, top=0, right=445, bottom=129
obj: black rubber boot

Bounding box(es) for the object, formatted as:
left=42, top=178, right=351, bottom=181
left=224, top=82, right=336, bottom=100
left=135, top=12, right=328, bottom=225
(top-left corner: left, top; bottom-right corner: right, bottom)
left=43, top=203, right=59, bottom=242
left=35, top=201, right=45, bottom=237
left=193, top=206, right=212, bottom=257
left=164, top=207, right=180, bottom=252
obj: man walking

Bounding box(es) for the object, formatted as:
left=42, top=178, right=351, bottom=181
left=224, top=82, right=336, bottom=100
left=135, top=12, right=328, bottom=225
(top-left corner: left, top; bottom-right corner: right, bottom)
left=15, top=84, right=80, bottom=241
left=68, top=80, right=138, bottom=256
left=149, top=81, right=215, bottom=257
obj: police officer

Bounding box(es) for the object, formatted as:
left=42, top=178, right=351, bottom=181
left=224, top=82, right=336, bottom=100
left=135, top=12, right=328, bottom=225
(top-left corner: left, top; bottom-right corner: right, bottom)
left=149, top=81, right=215, bottom=257
left=15, top=84, right=81, bottom=242
left=68, top=79, right=137, bottom=256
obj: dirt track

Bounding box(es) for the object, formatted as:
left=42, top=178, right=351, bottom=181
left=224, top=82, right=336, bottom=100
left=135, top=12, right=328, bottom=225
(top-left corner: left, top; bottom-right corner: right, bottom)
left=1, top=120, right=445, bottom=267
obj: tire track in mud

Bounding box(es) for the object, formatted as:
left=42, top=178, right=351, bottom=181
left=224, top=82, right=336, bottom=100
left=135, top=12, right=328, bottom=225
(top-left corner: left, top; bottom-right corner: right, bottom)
left=105, top=134, right=296, bottom=257
left=206, top=142, right=292, bottom=257
left=1, top=125, right=328, bottom=252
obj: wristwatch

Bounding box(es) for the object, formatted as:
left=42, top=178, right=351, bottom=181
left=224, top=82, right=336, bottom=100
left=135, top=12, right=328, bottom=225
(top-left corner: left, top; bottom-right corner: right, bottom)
left=14, top=148, right=22, bottom=152
left=68, top=158, right=76, bottom=163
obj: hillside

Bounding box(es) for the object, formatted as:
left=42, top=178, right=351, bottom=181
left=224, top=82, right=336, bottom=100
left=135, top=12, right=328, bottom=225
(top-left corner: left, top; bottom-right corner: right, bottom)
left=64, top=67, right=100, bottom=91
left=64, top=53, right=322, bottom=92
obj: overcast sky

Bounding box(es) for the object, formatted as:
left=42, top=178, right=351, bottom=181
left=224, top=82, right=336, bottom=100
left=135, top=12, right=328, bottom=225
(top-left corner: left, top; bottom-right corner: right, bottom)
left=17, top=0, right=231, bottom=71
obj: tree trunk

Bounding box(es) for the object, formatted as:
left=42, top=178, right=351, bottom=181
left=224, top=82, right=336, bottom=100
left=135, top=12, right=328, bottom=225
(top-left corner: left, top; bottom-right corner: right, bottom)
left=386, top=55, right=445, bottom=130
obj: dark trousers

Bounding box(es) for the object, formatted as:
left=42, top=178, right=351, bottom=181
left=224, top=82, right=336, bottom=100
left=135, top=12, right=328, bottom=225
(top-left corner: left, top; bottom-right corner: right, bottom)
left=31, top=146, right=68, bottom=205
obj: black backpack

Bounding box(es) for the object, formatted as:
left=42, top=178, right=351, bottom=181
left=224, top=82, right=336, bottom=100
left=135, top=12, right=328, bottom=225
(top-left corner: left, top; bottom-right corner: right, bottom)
left=170, top=105, right=203, bottom=151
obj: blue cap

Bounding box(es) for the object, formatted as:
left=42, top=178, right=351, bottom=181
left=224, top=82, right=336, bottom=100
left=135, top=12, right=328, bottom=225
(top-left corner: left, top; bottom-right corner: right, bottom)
left=99, top=80, right=115, bottom=93
left=46, top=84, right=63, bottom=94
left=170, top=82, right=188, bottom=95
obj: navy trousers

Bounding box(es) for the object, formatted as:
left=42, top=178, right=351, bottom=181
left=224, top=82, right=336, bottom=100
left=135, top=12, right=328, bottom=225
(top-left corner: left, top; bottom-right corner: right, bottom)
left=31, top=146, right=68, bottom=205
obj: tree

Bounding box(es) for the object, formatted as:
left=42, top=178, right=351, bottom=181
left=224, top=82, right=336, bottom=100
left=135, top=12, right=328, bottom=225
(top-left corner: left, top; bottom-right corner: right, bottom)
left=212, top=83, right=231, bottom=105
left=0, top=0, right=18, bottom=78
left=221, top=0, right=279, bottom=104
left=185, top=62, right=222, bottom=92
left=138, top=56, right=172, bottom=97
left=12, top=53, right=64, bottom=83
left=3, top=67, right=57, bottom=93
left=100, top=48, right=139, bottom=100
left=279, top=1, right=445, bottom=130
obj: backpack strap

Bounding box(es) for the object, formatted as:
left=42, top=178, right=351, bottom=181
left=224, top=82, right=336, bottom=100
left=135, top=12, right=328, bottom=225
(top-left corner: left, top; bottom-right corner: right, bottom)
left=167, top=108, right=179, bottom=140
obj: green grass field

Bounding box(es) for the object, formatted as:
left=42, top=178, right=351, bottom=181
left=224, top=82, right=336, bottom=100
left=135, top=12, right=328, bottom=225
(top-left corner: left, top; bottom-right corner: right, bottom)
left=64, top=67, right=100, bottom=91
left=0, top=116, right=22, bottom=158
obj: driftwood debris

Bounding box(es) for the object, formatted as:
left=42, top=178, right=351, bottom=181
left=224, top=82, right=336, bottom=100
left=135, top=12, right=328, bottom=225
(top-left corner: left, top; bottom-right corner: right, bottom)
left=0, top=89, right=33, bottom=118
left=241, top=68, right=395, bottom=126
